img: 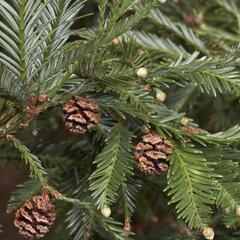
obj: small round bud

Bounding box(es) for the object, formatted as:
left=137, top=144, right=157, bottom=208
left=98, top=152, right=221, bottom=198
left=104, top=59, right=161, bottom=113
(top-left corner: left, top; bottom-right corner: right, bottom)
left=122, top=218, right=131, bottom=237
left=202, top=227, right=214, bottom=240
left=156, top=90, right=167, bottom=102
left=38, top=94, right=49, bottom=103
left=181, top=117, right=189, bottom=126
left=184, top=14, right=203, bottom=28
left=143, top=125, right=150, bottom=133
left=144, top=84, right=151, bottom=91
left=236, top=206, right=240, bottom=217
left=112, top=38, right=120, bottom=45
left=138, top=49, right=145, bottom=56
left=123, top=218, right=131, bottom=232
left=6, top=134, right=14, bottom=142
left=159, top=0, right=167, bottom=3
left=137, top=67, right=148, bottom=78
left=101, top=206, right=111, bottom=217
left=32, top=129, right=38, bottom=136
left=225, top=207, right=230, bottom=214
left=20, top=122, right=29, bottom=128
left=225, top=224, right=231, bottom=229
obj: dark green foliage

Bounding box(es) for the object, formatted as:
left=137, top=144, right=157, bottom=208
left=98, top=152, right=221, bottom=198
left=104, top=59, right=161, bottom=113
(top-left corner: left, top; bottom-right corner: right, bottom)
left=166, top=145, right=215, bottom=229
left=0, top=0, right=240, bottom=239
left=89, top=123, right=135, bottom=209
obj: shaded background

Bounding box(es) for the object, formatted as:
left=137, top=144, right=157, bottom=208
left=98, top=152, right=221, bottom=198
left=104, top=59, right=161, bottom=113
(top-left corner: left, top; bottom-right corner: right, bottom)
left=0, top=164, right=27, bottom=240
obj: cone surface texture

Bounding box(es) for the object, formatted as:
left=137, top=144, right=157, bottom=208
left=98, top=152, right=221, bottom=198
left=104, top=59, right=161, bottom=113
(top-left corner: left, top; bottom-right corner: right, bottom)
left=135, top=131, right=173, bottom=175
left=63, top=96, right=100, bottom=134
left=14, top=188, right=56, bottom=239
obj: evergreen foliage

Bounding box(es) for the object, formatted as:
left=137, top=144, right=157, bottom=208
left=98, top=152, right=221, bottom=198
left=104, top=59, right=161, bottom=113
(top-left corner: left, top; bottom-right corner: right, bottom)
left=0, top=0, right=239, bottom=239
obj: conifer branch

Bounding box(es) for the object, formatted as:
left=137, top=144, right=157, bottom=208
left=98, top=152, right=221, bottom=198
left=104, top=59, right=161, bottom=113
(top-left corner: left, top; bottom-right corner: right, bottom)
left=9, top=136, right=48, bottom=186
left=150, top=52, right=240, bottom=97
left=129, top=30, right=190, bottom=58
left=165, top=145, right=215, bottom=229
left=119, top=177, right=141, bottom=221
left=89, top=123, right=135, bottom=209
left=0, top=64, right=27, bottom=102
left=62, top=196, right=133, bottom=239
left=149, top=8, right=208, bottom=54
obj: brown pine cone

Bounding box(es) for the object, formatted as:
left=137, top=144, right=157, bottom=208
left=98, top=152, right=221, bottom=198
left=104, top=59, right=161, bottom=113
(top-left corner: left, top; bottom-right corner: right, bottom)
left=14, top=188, right=56, bottom=239
left=135, top=131, right=173, bottom=175
left=62, top=96, right=100, bottom=134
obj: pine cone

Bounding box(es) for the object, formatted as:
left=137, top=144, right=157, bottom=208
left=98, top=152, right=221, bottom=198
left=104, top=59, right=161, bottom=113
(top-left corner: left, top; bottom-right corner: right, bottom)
left=135, top=131, right=173, bottom=175
left=62, top=96, right=100, bottom=134
left=14, top=188, right=56, bottom=239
